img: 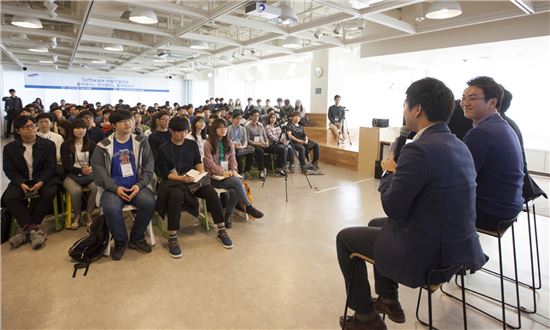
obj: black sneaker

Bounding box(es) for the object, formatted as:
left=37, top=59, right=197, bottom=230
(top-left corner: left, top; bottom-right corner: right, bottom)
left=128, top=239, right=152, bottom=254
left=245, top=205, right=264, bottom=219
left=112, top=244, right=126, bottom=261
left=217, top=231, right=233, bottom=249
left=167, top=237, right=182, bottom=258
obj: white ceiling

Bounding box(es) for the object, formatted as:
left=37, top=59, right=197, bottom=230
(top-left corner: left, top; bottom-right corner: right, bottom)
left=1, top=0, right=549, bottom=78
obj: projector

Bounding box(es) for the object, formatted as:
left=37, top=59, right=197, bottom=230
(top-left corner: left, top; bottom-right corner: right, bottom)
left=245, top=2, right=281, bottom=19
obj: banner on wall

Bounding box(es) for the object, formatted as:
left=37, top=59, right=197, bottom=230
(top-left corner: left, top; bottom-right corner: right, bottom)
left=24, top=72, right=169, bottom=92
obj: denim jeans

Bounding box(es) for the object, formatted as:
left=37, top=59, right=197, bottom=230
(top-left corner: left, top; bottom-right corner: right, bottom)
left=100, top=188, right=156, bottom=245
left=210, top=176, right=250, bottom=215
left=336, top=218, right=398, bottom=314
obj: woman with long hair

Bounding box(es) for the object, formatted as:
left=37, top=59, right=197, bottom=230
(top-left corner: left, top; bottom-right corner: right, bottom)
left=185, top=116, right=207, bottom=160
left=60, top=118, right=97, bottom=229
left=203, top=118, right=264, bottom=228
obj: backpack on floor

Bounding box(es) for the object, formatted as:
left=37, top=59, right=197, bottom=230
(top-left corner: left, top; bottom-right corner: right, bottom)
left=68, top=215, right=110, bottom=277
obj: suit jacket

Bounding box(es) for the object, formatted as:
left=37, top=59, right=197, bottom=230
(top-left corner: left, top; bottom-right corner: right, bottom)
left=2, top=136, right=59, bottom=187
left=501, top=114, right=546, bottom=201
left=3, top=96, right=23, bottom=118
left=375, top=123, right=486, bottom=288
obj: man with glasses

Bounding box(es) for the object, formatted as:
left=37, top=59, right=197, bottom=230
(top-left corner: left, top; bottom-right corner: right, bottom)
left=91, top=110, right=156, bottom=260
left=2, top=115, right=59, bottom=249
left=337, top=78, right=486, bottom=329
left=245, top=109, right=270, bottom=180
left=461, top=76, right=523, bottom=231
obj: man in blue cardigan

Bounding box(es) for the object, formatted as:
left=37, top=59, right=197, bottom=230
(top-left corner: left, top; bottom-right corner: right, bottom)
left=462, top=76, right=523, bottom=231
left=337, top=78, right=486, bottom=330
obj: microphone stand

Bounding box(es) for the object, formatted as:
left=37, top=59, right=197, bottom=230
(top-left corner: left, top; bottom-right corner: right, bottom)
left=261, top=142, right=289, bottom=202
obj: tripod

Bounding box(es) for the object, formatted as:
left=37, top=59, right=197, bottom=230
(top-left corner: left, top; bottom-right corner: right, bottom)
left=262, top=133, right=313, bottom=202
left=337, top=112, right=352, bottom=147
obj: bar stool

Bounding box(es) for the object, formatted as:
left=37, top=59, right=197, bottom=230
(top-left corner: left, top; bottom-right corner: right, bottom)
left=416, top=265, right=467, bottom=330
left=442, top=217, right=521, bottom=330
left=342, top=252, right=375, bottom=330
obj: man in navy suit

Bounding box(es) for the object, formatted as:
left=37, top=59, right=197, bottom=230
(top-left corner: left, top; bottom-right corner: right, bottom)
left=337, top=78, right=486, bottom=330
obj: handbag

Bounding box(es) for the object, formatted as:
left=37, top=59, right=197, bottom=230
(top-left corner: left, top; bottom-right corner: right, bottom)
left=69, top=173, right=94, bottom=186
left=185, top=175, right=211, bottom=194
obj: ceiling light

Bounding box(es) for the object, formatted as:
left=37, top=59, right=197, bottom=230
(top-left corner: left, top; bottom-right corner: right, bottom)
left=510, top=0, right=535, bottom=14
left=29, top=47, right=49, bottom=53
left=39, top=59, right=54, bottom=64
left=153, top=58, right=168, bottom=63
left=129, top=7, right=158, bottom=24
left=282, top=36, right=301, bottom=49
left=11, top=16, right=43, bottom=29
left=92, top=59, right=107, bottom=64
left=275, top=2, right=298, bottom=25
left=50, top=37, right=57, bottom=49
left=190, top=40, right=209, bottom=50
left=348, top=0, right=383, bottom=9
left=425, top=1, right=462, bottom=19
left=104, top=44, right=124, bottom=52
left=207, top=72, right=214, bottom=78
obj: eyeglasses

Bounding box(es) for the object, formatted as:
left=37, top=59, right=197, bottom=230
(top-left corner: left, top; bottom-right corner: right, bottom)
left=461, top=96, right=486, bottom=103
left=21, top=124, right=36, bottom=130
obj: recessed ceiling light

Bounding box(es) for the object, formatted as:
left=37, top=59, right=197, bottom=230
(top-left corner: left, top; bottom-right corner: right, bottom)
left=11, top=16, right=43, bottom=29
left=153, top=58, right=168, bottom=63
left=104, top=44, right=123, bottom=51
left=92, top=59, right=107, bottom=64
left=129, top=8, right=158, bottom=24
left=190, top=40, right=209, bottom=50
left=282, top=36, right=301, bottom=49
left=29, top=47, right=49, bottom=53
left=39, top=59, right=54, bottom=64
left=425, top=1, right=462, bottom=19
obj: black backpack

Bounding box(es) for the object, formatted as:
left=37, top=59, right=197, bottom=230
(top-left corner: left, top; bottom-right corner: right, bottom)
left=68, top=215, right=110, bottom=277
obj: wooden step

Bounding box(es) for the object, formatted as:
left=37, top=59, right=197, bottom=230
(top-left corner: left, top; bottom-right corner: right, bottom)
left=318, top=144, right=358, bottom=170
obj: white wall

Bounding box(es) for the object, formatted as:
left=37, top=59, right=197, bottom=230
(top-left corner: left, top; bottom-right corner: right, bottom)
left=188, top=57, right=311, bottom=111
left=0, top=69, right=186, bottom=109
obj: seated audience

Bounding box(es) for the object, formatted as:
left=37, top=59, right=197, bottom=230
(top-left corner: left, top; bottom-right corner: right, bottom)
left=203, top=118, right=264, bottom=224
left=287, top=112, right=320, bottom=173
left=462, top=76, right=524, bottom=231
left=185, top=116, right=207, bottom=160
left=35, top=113, right=63, bottom=162
left=265, top=112, right=295, bottom=174
left=147, top=111, right=171, bottom=172
left=156, top=117, right=234, bottom=256
left=245, top=109, right=281, bottom=179
left=337, top=78, right=486, bottom=329
left=227, top=113, right=255, bottom=176
left=91, top=110, right=156, bottom=261
left=78, top=110, right=105, bottom=143
left=132, top=112, right=151, bottom=136
left=61, top=119, right=98, bottom=229
left=2, top=116, right=59, bottom=250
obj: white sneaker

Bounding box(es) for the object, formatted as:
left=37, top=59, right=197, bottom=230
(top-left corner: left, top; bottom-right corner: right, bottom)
left=70, top=215, right=80, bottom=230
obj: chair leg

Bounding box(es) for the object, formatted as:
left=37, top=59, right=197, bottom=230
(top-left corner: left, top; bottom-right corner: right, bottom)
left=65, top=191, right=72, bottom=229
left=427, top=282, right=433, bottom=329
left=511, top=226, right=522, bottom=328
left=415, top=288, right=429, bottom=327
left=342, top=259, right=356, bottom=330
left=498, top=234, right=506, bottom=330
left=522, top=203, right=537, bottom=313
left=534, top=213, right=542, bottom=289
left=147, top=221, right=156, bottom=246
left=53, top=195, right=63, bottom=231
left=460, top=269, right=468, bottom=330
